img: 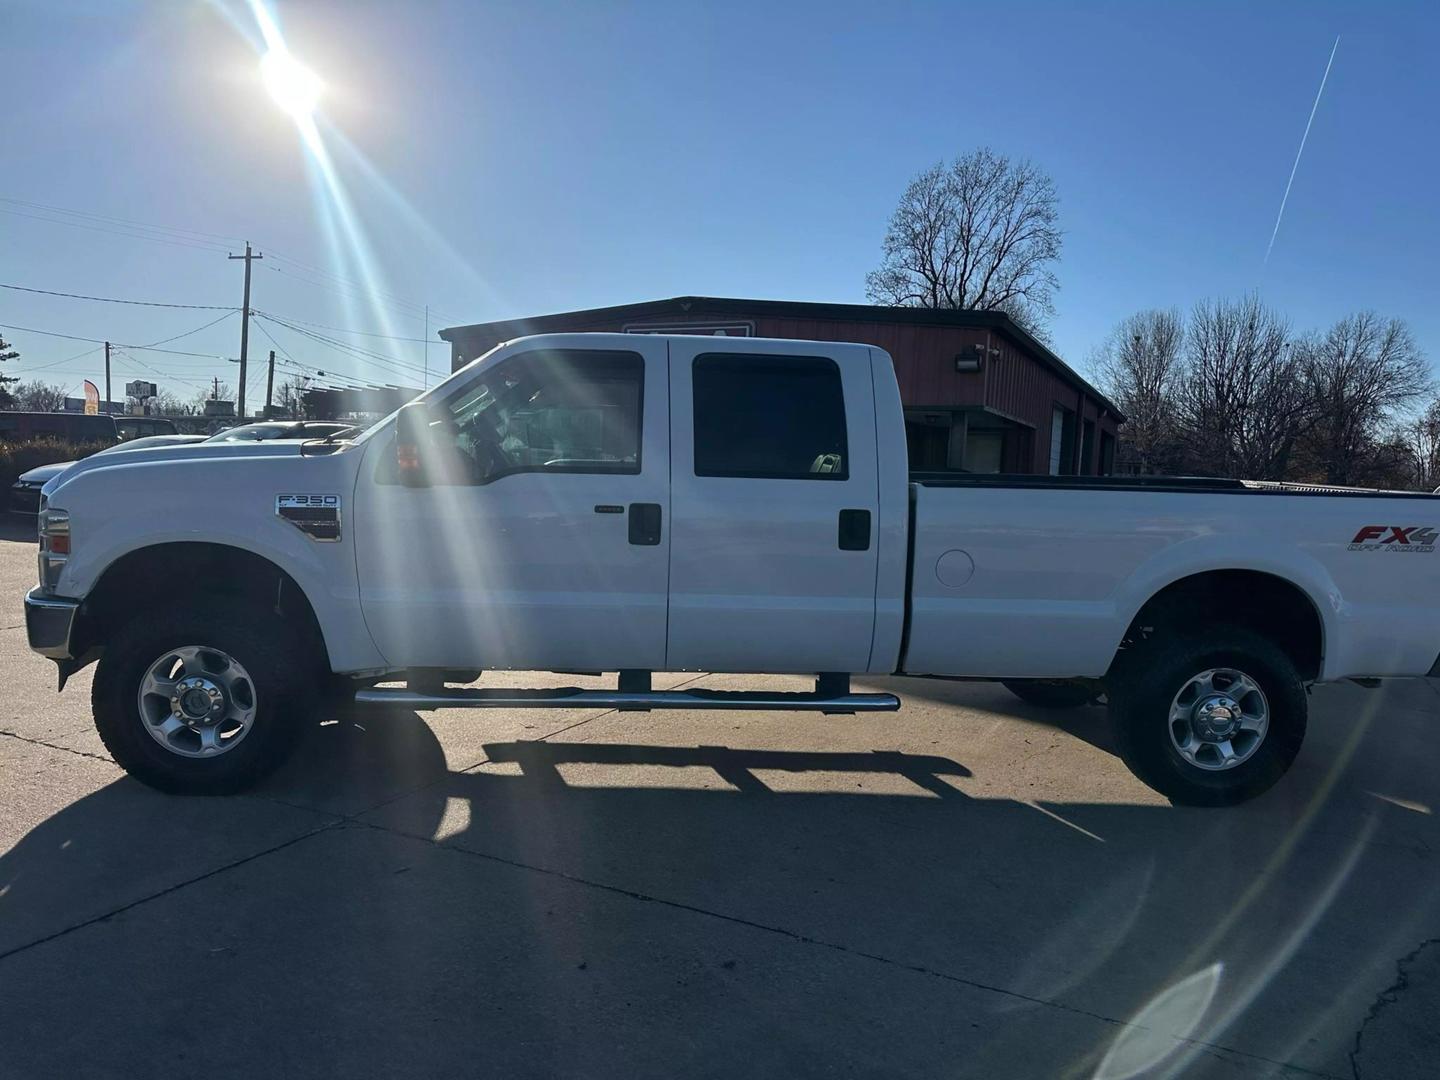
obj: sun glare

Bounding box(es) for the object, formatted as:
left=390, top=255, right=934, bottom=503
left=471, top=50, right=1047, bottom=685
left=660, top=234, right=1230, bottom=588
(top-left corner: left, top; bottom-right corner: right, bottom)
left=260, top=48, right=322, bottom=119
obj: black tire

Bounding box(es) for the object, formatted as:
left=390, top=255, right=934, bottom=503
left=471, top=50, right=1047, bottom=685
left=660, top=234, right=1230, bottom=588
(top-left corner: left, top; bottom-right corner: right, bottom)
left=1002, top=679, right=1095, bottom=710
left=93, top=605, right=317, bottom=795
left=1108, top=624, right=1307, bottom=806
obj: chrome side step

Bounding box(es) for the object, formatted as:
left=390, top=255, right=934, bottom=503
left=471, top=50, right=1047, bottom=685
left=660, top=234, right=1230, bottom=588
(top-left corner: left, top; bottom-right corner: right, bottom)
left=353, top=686, right=900, bottom=714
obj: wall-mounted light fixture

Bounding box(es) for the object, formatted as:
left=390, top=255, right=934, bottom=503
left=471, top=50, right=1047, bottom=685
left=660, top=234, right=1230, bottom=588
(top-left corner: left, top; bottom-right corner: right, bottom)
left=955, top=345, right=985, bottom=373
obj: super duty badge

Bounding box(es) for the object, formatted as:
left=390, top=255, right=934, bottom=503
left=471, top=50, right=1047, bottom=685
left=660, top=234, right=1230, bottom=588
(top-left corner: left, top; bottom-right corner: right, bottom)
left=277, top=494, right=341, bottom=542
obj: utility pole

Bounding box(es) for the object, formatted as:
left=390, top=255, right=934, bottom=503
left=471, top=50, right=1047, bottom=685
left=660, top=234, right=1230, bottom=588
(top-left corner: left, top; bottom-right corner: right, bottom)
left=265, top=350, right=276, bottom=418
left=228, top=241, right=262, bottom=417
left=213, top=375, right=220, bottom=402
left=103, top=341, right=111, bottom=414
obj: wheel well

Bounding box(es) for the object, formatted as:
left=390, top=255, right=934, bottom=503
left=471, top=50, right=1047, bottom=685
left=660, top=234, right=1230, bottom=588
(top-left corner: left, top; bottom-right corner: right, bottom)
left=77, top=542, right=329, bottom=668
left=1120, top=570, right=1323, bottom=681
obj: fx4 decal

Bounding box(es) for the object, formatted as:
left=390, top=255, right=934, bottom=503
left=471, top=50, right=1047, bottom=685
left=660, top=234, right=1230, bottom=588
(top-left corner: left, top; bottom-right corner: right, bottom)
left=1348, top=525, right=1437, bottom=553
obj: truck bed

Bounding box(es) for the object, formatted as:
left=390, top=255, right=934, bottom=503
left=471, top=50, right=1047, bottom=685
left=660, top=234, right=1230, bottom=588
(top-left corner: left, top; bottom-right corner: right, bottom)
left=902, top=473, right=1440, bottom=682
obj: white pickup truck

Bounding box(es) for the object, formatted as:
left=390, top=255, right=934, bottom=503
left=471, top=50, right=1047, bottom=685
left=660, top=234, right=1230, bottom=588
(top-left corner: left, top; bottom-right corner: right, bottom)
left=24, top=333, right=1440, bottom=805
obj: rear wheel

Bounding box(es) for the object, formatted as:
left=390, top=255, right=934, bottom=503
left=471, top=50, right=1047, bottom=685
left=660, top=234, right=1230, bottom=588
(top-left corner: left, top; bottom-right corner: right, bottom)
left=93, top=605, right=317, bottom=794
left=1002, top=679, right=1095, bottom=710
left=1108, top=625, right=1306, bottom=806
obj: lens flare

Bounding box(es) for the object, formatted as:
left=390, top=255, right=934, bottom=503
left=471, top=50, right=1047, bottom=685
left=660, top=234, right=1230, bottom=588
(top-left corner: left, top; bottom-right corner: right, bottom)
left=260, top=48, right=322, bottom=119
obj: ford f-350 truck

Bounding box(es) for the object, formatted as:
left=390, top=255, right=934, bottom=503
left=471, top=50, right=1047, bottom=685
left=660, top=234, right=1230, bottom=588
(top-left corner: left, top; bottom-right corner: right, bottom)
left=24, top=333, right=1440, bottom=804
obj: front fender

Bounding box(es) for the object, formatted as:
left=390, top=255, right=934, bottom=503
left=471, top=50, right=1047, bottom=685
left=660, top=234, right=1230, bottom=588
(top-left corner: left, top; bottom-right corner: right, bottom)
left=49, top=453, right=386, bottom=673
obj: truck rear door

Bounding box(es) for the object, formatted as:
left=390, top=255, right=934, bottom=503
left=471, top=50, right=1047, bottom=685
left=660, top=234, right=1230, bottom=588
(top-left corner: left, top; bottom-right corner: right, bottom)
left=666, top=339, right=880, bottom=673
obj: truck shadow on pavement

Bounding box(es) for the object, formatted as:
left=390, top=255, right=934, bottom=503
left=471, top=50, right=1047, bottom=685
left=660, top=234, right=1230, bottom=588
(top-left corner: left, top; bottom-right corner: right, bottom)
left=2, top=696, right=1439, bottom=1079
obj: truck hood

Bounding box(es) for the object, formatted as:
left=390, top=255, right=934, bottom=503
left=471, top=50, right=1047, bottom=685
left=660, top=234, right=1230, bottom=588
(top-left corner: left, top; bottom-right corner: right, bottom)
left=19, top=461, right=74, bottom=486
left=41, top=440, right=319, bottom=501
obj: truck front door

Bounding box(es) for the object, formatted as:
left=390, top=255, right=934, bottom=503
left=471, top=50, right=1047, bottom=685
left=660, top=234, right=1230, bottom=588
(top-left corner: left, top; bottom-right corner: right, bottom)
left=665, top=339, right=881, bottom=673
left=353, top=337, right=671, bottom=671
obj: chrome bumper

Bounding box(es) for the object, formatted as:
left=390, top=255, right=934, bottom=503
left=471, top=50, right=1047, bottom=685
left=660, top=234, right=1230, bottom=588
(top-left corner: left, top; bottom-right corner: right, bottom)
left=25, top=588, right=80, bottom=660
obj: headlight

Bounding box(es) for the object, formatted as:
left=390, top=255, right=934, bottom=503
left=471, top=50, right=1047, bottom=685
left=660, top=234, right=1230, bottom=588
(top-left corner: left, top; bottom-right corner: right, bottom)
left=37, top=508, right=70, bottom=592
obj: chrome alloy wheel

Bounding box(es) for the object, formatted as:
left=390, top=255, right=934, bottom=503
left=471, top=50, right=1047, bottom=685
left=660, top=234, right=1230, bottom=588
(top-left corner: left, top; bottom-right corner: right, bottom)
left=137, top=646, right=258, bottom=758
left=1168, top=667, right=1269, bottom=771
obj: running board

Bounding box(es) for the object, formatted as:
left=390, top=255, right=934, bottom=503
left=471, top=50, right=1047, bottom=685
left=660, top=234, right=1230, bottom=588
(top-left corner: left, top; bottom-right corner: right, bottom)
left=353, top=686, right=900, bottom=714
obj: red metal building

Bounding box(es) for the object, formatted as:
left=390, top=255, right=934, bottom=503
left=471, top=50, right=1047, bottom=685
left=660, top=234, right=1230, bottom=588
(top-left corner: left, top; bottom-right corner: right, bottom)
left=439, top=297, right=1124, bottom=475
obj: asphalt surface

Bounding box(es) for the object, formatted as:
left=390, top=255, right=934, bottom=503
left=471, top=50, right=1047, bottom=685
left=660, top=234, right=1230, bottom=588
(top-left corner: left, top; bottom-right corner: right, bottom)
left=1, top=517, right=1437, bottom=1079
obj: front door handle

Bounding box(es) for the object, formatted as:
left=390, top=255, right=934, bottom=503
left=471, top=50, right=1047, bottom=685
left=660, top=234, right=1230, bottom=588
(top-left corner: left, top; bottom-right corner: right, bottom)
left=628, top=503, right=662, bottom=545
left=838, top=508, right=871, bottom=551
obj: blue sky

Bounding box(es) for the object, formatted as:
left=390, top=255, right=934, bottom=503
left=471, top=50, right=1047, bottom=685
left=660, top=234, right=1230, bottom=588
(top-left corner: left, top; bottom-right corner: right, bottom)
left=3, top=0, right=1437, bottom=402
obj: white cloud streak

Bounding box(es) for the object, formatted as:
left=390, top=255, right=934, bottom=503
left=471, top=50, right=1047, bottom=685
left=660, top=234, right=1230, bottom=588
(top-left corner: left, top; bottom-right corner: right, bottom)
left=1265, top=35, right=1341, bottom=265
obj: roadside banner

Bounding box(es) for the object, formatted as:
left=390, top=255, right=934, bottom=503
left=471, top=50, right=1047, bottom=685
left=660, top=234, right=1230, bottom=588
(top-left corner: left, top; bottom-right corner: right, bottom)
left=82, top=380, right=100, bottom=415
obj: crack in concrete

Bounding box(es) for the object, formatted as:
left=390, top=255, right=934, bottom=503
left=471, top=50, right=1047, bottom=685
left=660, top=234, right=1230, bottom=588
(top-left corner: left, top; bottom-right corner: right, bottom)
left=0, top=728, right=116, bottom=766
left=0, top=822, right=343, bottom=964
left=1348, top=935, right=1440, bottom=1080
left=356, top=817, right=1344, bottom=1080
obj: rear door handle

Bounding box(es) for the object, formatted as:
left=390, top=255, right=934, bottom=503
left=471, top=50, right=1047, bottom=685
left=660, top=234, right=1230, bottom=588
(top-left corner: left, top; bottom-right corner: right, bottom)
left=838, top=508, right=871, bottom=551
left=628, top=503, right=662, bottom=545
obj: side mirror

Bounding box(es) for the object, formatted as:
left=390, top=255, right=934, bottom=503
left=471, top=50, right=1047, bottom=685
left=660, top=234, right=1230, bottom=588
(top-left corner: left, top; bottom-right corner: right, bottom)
left=395, top=400, right=440, bottom=487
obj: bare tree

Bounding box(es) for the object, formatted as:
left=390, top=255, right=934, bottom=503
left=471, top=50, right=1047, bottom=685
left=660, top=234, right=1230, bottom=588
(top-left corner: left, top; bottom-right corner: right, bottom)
left=1399, top=400, right=1440, bottom=491
left=153, top=388, right=192, bottom=416
left=1176, top=295, right=1308, bottom=480
left=1095, top=309, right=1184, bottom=474
left=273, top=375, right=309, bottom=418
left=866, top=148, right=1062, bottom=333
left=1296, top=313, right=1430, bottom=485
left=192, top=380, right=233, bottom=412
left=11, top=380, right=70, bottom=412
left=0, top=335, right=19, bottom=408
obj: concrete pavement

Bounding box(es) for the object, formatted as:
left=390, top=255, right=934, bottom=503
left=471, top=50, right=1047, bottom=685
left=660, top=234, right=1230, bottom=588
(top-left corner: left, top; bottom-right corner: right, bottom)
left=2, top=523, right=1438, bottom=1079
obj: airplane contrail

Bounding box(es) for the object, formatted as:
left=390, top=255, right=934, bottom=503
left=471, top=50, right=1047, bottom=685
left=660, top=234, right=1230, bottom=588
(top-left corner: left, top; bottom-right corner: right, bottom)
left=1265, top=35, right=1341, bottom=264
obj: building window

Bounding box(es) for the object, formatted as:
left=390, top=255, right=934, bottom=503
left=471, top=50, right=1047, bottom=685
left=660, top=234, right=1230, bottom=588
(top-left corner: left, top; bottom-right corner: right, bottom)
left=693, top=354, right=848, bottom=479
left=1048, top=405, right=1077, bottom=476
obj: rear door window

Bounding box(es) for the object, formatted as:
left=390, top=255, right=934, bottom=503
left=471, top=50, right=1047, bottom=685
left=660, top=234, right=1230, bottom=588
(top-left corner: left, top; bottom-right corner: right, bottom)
left=691, top=354, right=848, bottom=480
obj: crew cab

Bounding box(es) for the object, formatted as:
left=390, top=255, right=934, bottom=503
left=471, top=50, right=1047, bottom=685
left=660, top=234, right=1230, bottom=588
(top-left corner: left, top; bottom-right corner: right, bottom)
left=23, top=333, right=1440, bottom=805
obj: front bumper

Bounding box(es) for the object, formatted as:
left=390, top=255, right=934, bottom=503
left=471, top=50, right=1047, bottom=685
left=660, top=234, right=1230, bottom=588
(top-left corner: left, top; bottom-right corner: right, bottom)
left=25, top=588, right=80, bottom=660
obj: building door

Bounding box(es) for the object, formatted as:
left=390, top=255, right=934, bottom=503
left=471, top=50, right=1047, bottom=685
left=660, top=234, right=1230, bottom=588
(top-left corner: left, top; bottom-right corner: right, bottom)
left=666, top=340, right=881, bottom=673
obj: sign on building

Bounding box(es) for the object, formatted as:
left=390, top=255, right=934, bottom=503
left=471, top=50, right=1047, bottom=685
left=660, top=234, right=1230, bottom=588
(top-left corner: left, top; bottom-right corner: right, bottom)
left=623, top=322, right=752, bottom=337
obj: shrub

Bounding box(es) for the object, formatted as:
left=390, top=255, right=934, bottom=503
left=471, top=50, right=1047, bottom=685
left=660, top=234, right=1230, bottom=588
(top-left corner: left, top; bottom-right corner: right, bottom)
left=0, top=438, right=111, bottom=493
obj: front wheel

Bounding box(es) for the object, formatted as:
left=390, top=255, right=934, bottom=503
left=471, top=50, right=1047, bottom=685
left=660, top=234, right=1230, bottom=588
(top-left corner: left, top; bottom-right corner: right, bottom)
left=93, top=605, right=317, bottom=794
left=1108, top=625, right=1307, bottom=806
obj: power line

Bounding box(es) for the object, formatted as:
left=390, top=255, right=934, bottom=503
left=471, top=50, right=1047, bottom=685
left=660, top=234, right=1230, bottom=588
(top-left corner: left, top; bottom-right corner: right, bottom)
left=0, top=321, right=240, bottom=361
left=252, top=308, right=436, bottom=342
left=3, top=194, right=461, bottom=327
left=255, top=312, right=431, bottom=382
left=265, top=249, right=444, bottom=318
left=0, top=206, right=232, bottom=255
left=0, top=195, right=246, bottom=245
left=263, top=262, right=434, bottom=323
left=0, top=282, right=235, bottom=310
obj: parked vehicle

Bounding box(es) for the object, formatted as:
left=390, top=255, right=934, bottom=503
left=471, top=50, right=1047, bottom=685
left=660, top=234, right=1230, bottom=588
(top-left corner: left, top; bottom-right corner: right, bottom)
left=8, top=434, right=208, bottom=514
left=0, top=411, right=118, bottom=443
left=205, top=421, right=359, bottom=442
left=23, top=334, right=1440, bottom=804
left=115, top=416, right=179, bottom=440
